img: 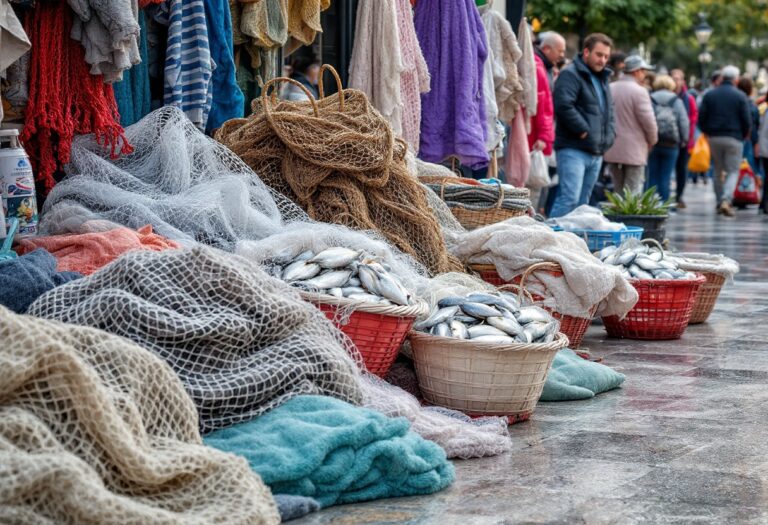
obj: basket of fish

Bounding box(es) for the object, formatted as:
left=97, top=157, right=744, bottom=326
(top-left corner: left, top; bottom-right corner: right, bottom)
left=665, top=252, right=739, bottom=325
left=409, top=291, right=569, bottom=423
left=267, top=247, right=428, bottom=377
left=427, top=180, right=532, bottom=230
left=597, top=240, right=706, bottom=340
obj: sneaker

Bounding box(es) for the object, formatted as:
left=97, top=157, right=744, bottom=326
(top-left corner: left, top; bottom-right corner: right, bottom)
left=718, top=201, right=736, bottom=217
left=677, top=200, right=687, bottom=210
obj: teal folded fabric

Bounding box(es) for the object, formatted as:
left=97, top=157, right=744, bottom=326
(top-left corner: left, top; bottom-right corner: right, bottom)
left=204, top=395, right=455, bottom=508
left=540, top=349, right=626, bottom=401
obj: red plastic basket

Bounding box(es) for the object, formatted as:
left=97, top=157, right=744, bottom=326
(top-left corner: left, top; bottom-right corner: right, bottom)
left=312, top=301, right=419, bottom=378
left=602, top=275, right=706, bottom=340
left=480, top=263, right=598, bottom=349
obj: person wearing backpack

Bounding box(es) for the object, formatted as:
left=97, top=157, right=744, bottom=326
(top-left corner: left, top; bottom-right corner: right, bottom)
left=647, top=75, right=689, bottom=203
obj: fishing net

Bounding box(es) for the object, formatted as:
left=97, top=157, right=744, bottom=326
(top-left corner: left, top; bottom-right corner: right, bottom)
left=667, top=252, right=740, bottom=280
left=0, top=306, right=279, bottom=525
left=214, top=72, right=461, bottom=275
left=27, top=246, right=364, bottom=433
left=39, top=106, right=306, bottom=251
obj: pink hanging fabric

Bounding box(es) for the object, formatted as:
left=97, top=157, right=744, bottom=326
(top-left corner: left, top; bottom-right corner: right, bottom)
left=504, top=107, right=531, bottom=188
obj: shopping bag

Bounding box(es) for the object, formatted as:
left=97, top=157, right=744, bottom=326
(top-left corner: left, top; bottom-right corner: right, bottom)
left=527, top=150, right=551, bottom=190
left=733, top=160, right=761, bottom=205
left=687, top=134, right=710, bottom=173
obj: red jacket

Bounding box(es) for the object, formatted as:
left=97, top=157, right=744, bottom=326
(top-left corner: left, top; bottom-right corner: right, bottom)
left=686, top=92, right=698, bottom=151
left=527, top=53, right=555, bottom=155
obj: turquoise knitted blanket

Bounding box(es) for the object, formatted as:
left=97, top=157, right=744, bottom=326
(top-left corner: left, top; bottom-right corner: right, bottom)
left=540, top=349, right=626, bottom=401
left=204, top=395, right=455, bottom=507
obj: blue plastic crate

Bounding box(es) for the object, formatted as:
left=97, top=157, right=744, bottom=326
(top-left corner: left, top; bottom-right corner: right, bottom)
left=568, top=226, right=644, bottom=252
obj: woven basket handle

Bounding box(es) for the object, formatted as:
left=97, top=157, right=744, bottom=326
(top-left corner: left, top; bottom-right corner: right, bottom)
left=492, top=179, right=505, bottom=209
left=498, top=283, right=535, bottom=305
left=318, top=64, right=345, bottom=112
left=516, top=261, right=563, bottom=303
left=261, top=77, right=320, bottom=118
left=641, top=238, right=664, bottom=253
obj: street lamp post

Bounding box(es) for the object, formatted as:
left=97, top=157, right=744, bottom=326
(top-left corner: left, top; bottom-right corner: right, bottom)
left=695, top=12, right=713, bottom=86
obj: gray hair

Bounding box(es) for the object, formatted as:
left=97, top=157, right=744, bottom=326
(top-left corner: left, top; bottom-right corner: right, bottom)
left=539, top=31, right=565, bottom=49
left=722, top=65, right=740, bottom=81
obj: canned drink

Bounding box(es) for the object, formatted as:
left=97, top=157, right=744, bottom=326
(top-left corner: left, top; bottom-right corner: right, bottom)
left=0, top=129, right=37, bottom=237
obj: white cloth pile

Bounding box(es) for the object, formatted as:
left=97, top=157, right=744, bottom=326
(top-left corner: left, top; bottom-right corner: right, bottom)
left=0, top=305, right=279, bottom=525
left=446, top=216, right=639, bottom=318
left=547, top=205, right=627, bottom=232
left=668, top=252, right=740, bottom=281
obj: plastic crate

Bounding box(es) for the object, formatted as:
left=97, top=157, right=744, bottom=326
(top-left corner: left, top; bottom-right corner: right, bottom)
left=568, top=226, right=644, bottom=252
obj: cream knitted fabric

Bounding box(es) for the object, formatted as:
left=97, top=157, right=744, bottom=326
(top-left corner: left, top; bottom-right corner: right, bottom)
left=480, top=5, right=524, bottom=123
left=516, top=18, right=538, bottom=127
left=0, top=306, right=279, bottom=525
left=395, top=0, right=430, bottom=152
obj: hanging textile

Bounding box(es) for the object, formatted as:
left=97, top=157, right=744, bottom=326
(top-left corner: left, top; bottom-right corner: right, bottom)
left=233, top=0, right=287, bottom=89
left=395, top=0, right=430, bottom=153
left=517, top=17, right=537, bottom=127
left=414, top=0, right=489, bottom=169
left=480, top=3, right=523, bottom=124
left=0, top=0, right=30, bottom=125
left=113, top=10, right=151, bottom=127
left=155, top=0, right=213, bottom=130
left=477, top=3, right=505, bottom=156
left=67, top=0, right=141, bottom=83
left=504, top=106, right=531, bottom=187
left=21, top=1, right=132, bottom=194
left=285, top=0, right=330, bottom=54
left=204, top=0, right=245, bottom=132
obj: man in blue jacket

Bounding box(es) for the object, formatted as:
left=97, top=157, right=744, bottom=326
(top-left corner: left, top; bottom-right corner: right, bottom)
left=697, top=65, right=752, bottom=217
left=550, top=33, right=616, bottom=218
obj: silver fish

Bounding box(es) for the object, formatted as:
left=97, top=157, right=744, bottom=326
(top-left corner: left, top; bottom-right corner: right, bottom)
left=598, top=245, right=618, bottom=260
left=468, top=324, right=510, bottom=339
left=328, top=287, right=344, bottom=298
left=472, top=335, right=517, bottom=344
left=414, top=305, right=460, bottom=330
left=634, top=256, right=660, bottom=271
left=630, top=266, right=653, bottom=280
left=375, top=272, right=410, bottom=305
left=461, top=302, right=501, bottom=319
left=657, top=259, right=677, bottom=270
left=649, top=250, right=663, bottom=262
left=346, top=293, right=384, bottom=303
left=454, top=314, right=481, bottom=324
left=515, top=306, right=552, bottom=325
left=309, top=247, right=361, bottom=269
left=282, top=260, right=322, bottom=281
left=603, top=252, right=618, bottom=265
left=524, top=321, right=559, bottom=342
left=341, top=286, right=366, bottom=296
left=450, top=320, right=469, bottom=339
left=294, top=250, right=315, bottom=262
left=357, top=265, right=381, bottom=296
left=616, top=251, right=637, bottom=266
left=486, top=316, right=523, bottom=336
left=466, top=293, right=518, bottom=312
left=516, top=331, right=533, bottom=344
left=302, top=270, right=352, bottom=290
left=653, top=270, right=675, bottom=280
left=497, top=292, right=520, bottom=309
left=438, top=296, right=467, bottom=308
left=432, top=322, right=451, bottom=337
left=346, top=277, right=362, bottom=288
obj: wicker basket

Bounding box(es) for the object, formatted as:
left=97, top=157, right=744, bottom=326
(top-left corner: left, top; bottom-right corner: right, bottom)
left=471, top=262, right=597, bottom=348
left=439, top=182, right=529, bottom=230
left=302, top=292, right=429, bottom=378
left=688, top=271, right=727, bottom=324
left=409, top=332, right=568, bottom=423
left=602, top=275, right=706, bottom=340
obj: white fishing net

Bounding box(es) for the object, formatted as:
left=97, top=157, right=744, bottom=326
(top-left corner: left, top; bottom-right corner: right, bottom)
left=27, top=246, right=364, bottom=433
left=546, top=204, right=626, bottom=231
left=668, top=252, right=740, bottom=281
left=39, top=106, right=307, bottom=251
left=422, top=184, right=467, bottom=235
left=446, top=216, right=639, bottom=318
left=0, top=306, right=279, bottom=525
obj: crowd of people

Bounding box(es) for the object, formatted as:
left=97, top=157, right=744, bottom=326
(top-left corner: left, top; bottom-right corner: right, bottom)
left=526, top=31, right=768, bottom=218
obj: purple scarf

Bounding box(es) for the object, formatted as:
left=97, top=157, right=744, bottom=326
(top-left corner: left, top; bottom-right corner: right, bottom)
left=414, top=0, right=489, bottom=169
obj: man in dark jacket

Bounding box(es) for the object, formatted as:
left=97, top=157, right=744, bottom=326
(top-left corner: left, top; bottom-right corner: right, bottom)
left=698, top=65, right=752, bottom=217
left=550, top=33, right=616, bottom=218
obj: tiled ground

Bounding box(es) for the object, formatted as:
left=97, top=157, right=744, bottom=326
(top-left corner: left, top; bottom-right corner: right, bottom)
left=295, top=183, right=768, bottom=525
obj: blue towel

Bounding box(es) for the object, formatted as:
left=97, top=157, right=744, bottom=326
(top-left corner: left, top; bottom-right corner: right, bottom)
left=540, top=349, right=626, bottom=401
left=0, top=249, right=81, bottom=314
left=113, top=10, right=151, bottom=127
left=203, top=0, right=244, bottom=132
left=204, top=395, right=455, bottom=508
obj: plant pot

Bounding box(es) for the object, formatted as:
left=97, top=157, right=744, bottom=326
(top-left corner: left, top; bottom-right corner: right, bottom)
left=604, top=214, right=669, bottom=243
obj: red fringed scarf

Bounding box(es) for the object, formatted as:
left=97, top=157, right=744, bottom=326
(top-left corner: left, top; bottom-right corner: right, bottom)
left=21, top=1, right=133, bottom=195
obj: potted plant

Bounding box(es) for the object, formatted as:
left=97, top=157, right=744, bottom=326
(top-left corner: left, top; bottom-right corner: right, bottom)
left=601, top=188, right=672, bottom=242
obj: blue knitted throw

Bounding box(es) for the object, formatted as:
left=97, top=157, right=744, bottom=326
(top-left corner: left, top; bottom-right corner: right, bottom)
left=0, top=249, right=81, bottom=313
left=204, top=395, right=455, bottom=507
left=540, top=349, right=626, bottom=401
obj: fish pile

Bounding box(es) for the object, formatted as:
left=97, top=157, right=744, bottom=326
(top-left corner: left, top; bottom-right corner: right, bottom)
left=597, top=243, right=698, bottom=281
left=414, top=292, right=560, bottom=344
left=265, top=247, right=416, bottom=306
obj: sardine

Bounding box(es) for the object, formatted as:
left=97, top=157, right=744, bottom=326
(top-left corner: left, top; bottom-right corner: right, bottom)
left=630, top=266, right=654, bottom=280
left=467, top=325, right=510, bottom=338
left=294, top=250, right=315, bottom=262
left=634, top=256, right=660, bottom=271
left=454, top=314, right=481, bottom=324
left=466, top=293, right=518, bottom=312
left=450, top=320, right=469, bottom=339
left=282, top=260, right=322, bottom=281
left=341, top=286, right=367, bottom=296
left=616, top=251, right=637, bottom=266
left=472, top=335, right=517, bottom=344
left=649, top=250, right=663, bottom=262
left=461, top=302, right=501, bottom=319
left=598, top=245, right=618, bottom=260
left=376, top=272, right=411, bottom=305
left=328, top=287, right=344, bottom=298
left=309, top=247, right=361, bottom=269
left=487, top=315, right=523, bottom=336
left=432, top=322, right=451, bottom=337
left=516, top=306, right=552, bottom=325
left=302, top=270, right=352, bottom=289
left=413, top=305, right=460, bottom=330
left=523, top=321, right=549, bottom=342
left=603, top=253, right=618, bottom=265
left=346, top=277, right=362, bottom=288
left=657, top=260, right=677, bottom=270
left=346, top=293, right=384, bottom=303
left=358, top=265, right=381, bottom=295
left=438, top=296, right=467, bottom=308
left=516, top=331, right=533, bottom=344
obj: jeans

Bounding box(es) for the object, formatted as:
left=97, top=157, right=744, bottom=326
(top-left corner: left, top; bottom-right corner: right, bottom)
left=675, top=147, right=689, bottom=202
left=550, top=148, right=603, bottom=218
left=606, top=163, right=645, bottom=195
left=709, top=136, right=743, bottom=204
left=647, top=145, right=679, bottom=202
left=762, top=158, right=768, bottom=211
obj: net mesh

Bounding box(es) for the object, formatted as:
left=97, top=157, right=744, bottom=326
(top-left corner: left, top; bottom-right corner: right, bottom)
left=214, top=80, right=462, bottom=275
left=27, top=246, right=364, bottom=433
left=39, top=106, right=306, bottom=251
left=0, top=306, right=279, bottom=525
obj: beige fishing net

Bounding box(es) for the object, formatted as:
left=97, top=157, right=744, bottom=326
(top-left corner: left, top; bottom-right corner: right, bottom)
left=0, top=306, right=279, bottom=525
left=215, top=71, right=462, bottom=275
